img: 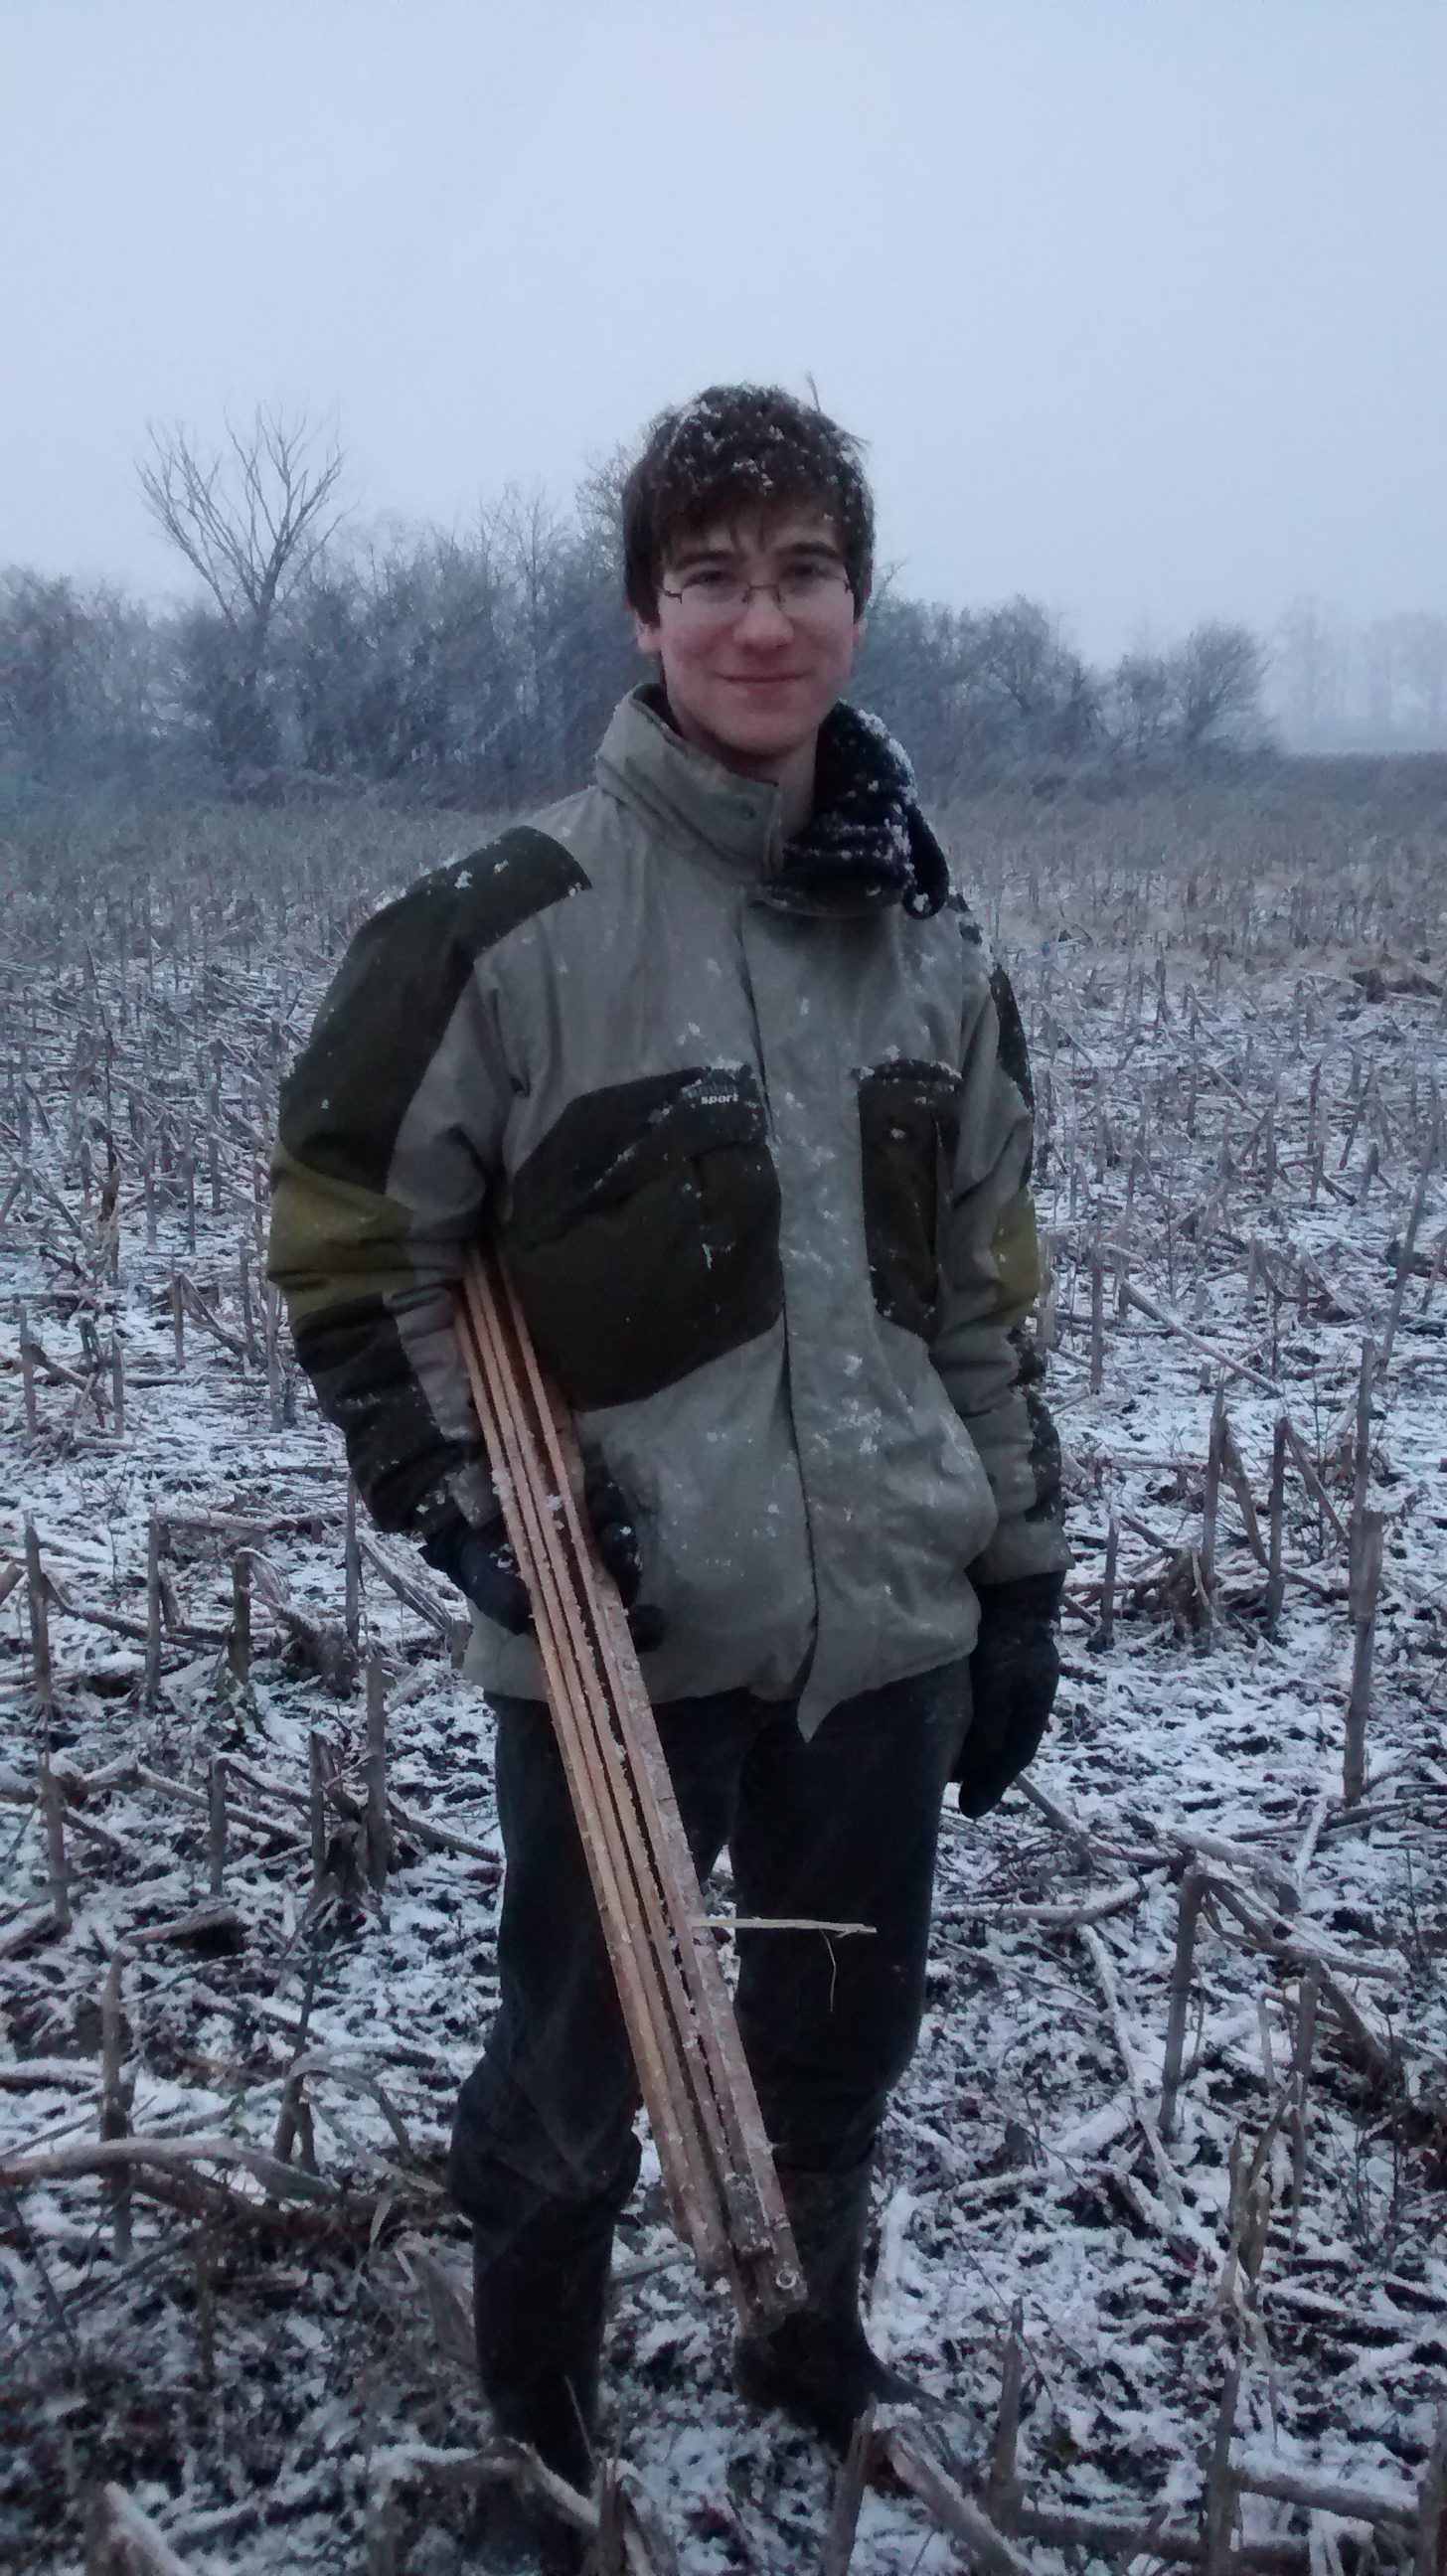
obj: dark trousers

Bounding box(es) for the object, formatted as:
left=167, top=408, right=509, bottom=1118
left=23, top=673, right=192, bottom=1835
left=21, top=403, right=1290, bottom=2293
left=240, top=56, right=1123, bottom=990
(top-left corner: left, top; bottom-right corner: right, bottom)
left=449, top=1663, right=968, bottom=2243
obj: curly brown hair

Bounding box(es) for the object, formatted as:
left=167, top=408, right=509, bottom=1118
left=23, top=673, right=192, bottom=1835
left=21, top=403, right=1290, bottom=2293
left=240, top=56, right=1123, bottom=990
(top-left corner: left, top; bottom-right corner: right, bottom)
left=621, top=384, right=875, bottom=619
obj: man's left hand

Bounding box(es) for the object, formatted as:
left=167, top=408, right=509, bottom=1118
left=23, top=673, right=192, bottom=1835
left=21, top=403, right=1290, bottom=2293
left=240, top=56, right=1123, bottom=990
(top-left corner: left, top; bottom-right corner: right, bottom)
left=954, top=1571, right=1063, bottom=1817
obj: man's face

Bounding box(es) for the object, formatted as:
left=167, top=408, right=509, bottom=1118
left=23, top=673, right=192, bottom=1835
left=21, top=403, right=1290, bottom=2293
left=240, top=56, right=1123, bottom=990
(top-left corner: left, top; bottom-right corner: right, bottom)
left=633, top=507, right=865, bottom=768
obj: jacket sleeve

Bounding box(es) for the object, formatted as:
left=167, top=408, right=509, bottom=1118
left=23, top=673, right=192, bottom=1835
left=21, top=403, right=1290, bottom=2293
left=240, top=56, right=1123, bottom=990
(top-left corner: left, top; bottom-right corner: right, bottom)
left=930, top=932, right=1069, bottom=1587
left=267, top=829, right=585, bottom=1534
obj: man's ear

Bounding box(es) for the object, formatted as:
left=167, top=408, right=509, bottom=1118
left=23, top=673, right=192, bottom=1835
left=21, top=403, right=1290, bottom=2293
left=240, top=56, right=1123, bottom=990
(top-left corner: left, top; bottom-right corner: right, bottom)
left=632, top=607, right=663, bottom=657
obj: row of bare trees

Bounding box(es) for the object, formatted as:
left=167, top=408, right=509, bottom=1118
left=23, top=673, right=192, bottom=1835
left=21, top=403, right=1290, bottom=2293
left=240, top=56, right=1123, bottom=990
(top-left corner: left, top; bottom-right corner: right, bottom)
left=1, top=408, right=1271, bottom=808
left=1272, top=596, right=1447, bottom=749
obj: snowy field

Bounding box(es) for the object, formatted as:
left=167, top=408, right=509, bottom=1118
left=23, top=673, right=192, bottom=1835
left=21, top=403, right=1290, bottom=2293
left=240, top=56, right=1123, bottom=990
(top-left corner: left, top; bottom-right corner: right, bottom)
left=2, top=781, right=1445, bottom=2573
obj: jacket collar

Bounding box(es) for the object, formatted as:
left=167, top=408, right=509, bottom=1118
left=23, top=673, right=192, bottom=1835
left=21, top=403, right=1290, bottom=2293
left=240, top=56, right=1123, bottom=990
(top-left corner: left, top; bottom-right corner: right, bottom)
left=595, top=683, right=950, bottom=919
left=596, top=685, right=786, bottom=883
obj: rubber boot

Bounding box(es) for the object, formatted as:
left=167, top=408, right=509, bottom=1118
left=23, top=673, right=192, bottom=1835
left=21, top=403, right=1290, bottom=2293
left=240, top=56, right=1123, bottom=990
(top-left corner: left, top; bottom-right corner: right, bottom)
left=468, top=2190, right=615, bottom=2573
left=734, top=2161, right=925, bottom=2452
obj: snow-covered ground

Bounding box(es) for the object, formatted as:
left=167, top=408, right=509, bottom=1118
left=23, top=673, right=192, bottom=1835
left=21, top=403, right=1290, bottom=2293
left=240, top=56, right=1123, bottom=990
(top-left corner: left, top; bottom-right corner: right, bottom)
left=2, top=798, right=1444, bottom=2572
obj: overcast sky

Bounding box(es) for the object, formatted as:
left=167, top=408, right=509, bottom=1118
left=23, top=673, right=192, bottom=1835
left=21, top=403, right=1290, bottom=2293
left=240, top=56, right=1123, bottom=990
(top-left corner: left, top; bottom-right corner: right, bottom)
left=2, top=0, right=1443, bottom=659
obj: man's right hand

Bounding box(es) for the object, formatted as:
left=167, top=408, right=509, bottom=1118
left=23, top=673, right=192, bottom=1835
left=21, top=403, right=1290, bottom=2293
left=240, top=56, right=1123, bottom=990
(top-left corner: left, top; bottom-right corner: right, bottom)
left=422, top=1516, right=534, bottom=1635
left=421, top=1476, right=666, bottom=1652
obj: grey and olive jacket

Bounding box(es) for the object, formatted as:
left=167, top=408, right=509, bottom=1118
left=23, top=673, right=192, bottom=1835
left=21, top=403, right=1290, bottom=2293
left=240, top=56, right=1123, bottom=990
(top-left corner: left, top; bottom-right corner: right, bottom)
left=269, top=687, right=1067, bottom=1732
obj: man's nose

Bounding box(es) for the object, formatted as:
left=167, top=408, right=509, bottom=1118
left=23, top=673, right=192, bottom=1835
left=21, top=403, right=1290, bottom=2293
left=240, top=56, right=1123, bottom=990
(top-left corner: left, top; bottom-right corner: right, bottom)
left=733, top=584, right=794, bottom=642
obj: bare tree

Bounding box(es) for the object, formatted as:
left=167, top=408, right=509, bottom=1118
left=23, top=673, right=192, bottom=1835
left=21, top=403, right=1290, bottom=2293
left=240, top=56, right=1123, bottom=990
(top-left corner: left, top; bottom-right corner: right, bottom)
left=1273, top=596, right=1348, bottom=747
left=1361, top=618, right=1401, bottom=740
left=974, top=599, right=1100, bottom=759
left=0, top=572, right=91, bottom=759
left=1168, top=621, right=1266, bottom=754
left=1391, top=610, right=1447, bottom=743
left=1111, top=649, right=1174, bottom=760
left=138, top=407, right=345, bottom=768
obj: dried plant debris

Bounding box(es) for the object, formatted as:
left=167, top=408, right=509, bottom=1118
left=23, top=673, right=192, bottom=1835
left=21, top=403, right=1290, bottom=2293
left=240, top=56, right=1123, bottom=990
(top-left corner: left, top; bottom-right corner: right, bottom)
left=2, top=795, right=1445, bottom=2573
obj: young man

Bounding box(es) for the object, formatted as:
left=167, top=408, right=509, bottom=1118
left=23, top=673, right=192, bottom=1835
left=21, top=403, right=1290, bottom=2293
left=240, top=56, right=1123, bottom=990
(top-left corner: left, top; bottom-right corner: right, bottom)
left=270, top=385, right=1066, bottom=2561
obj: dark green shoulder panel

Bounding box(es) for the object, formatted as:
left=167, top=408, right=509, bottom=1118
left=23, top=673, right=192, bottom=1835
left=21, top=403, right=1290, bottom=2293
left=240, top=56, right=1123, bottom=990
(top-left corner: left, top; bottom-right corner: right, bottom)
left=278, top=826, right=587, bottom=1196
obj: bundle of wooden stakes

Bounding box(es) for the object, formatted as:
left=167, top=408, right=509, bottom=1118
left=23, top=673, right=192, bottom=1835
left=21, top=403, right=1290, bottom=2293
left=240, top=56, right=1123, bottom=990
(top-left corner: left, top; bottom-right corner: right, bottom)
left=455, top=1240, right=804, bottom=2331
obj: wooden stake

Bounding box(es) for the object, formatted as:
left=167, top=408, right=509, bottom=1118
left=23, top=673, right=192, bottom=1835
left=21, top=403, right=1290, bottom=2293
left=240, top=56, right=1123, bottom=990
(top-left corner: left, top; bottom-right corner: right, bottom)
left=1199, top=1387, right=1226, bottom=1649
left=1219, top=1415, right=1266, bottom=1567
left=988, top=2301, right=1025, bottom=2527
left=455, top=1239, right=801, bottom=2327
left=140, top=1515, right=164, bottom=1708
left=463, top=1267, right=737, bottom=2276
left=24, top=1517, right=54, bottom=1715
left=170, top=1273, right=185, bottom=1368
left=40, top=1760, right=72, bottom=1935
left=822, top=2406, right=877, bottom=2576
left=1088, top=1234, right=1105, bottom=1393
left=109, top=1337, right=124, bottom=1440
left=1159, top=1863, right=1209, bottom=2141
left=208, top=1758, right=228, bottom=1900
left=1340, top=1063, right=1368, bottom=1167
left=1090, top=1511, right=1118, bottom=1654
left=1353, top=1337, right=1376, bottom=1537
left=309, top=1730, right=330, bottom=1887
left=1280, top=1414, right=1347, bottom=1550
left=1203, top=2360, right=1241, bottom=2576
left=1288, top=1966, right=1319, bottom=2254
left=229, top=1548, right=250, bottom=1686
left=264, top=1280, right=282, bottom=1430
left=238, top=1247, right=257, bottom=1365
left=100, top=1953, right=131, bottom=2260
left=1264, top=1416, right=1287, bottom=1640
left=365, top=1652, right=392, bottom=1892
left=1416, top=2408, right=1447, bottom=2576
left=19, top=1301, right=38, bottom=1437
left=194, top=2226, right=216, bottom=2388
left=1036, top=1229, right=1057, bottom=1353
left=1344, top=1508, right=1384, bottom=1808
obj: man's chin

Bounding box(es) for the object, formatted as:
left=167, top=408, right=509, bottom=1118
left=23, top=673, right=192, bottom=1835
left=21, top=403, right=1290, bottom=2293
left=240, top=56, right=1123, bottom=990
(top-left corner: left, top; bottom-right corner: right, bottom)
left=700, top=697, right=827, bottom=763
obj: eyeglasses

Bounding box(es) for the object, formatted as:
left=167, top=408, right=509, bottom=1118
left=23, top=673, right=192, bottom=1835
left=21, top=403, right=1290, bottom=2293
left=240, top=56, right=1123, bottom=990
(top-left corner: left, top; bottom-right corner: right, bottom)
left=657, top=563, right=855, bottom=627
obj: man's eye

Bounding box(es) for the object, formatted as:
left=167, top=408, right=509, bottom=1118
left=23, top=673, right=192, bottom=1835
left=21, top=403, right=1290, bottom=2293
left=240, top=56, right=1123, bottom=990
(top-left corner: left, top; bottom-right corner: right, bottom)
left=684, top=568, right=737, bottom=596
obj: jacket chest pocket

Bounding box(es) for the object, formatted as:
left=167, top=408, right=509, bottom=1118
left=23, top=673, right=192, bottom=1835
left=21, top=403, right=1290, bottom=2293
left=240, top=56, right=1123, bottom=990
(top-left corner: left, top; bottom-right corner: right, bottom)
left=502, top=1065, right=783, bottom=1410
left=857, top=1060, right=963, bottom=1341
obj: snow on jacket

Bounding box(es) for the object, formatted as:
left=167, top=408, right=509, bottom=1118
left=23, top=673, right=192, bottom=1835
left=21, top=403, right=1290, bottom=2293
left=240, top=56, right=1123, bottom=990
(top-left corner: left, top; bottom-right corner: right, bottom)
left=269, top=686, right=1067, bottom=1733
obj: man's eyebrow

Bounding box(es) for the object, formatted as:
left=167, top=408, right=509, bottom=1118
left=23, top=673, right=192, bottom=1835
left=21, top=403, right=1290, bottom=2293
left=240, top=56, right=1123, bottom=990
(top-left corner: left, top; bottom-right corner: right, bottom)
left=667, top=539, right=742, bottom=568
left=668, top=532, right=846, bottom=569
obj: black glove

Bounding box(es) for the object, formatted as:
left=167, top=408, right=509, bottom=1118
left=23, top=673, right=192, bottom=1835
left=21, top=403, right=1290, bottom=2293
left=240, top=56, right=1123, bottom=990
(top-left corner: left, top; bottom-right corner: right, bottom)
left=953, top=1571, right=1063, bottom=1817
left=421, top=1463, right=666, bottom=1653
left=421, top=1515, right=534, bottom=1636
